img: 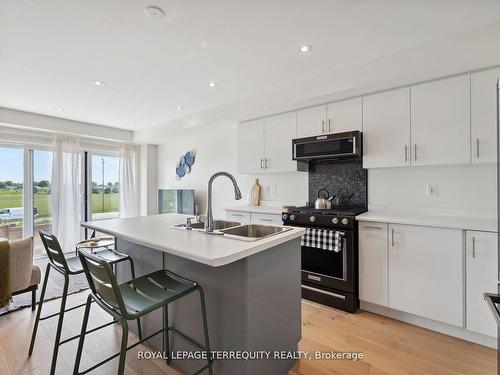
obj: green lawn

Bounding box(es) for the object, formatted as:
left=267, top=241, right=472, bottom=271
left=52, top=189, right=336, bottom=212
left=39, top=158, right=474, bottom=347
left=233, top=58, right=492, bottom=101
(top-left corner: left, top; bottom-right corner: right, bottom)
left=0, top=191, right=119, bottom=218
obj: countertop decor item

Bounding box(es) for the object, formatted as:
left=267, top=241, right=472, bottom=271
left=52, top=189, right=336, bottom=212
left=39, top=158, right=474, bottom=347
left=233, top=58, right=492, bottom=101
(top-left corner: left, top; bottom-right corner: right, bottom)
left=250, top=178, right=261, bottom=206
left=176, top=151, right=195, bottom=178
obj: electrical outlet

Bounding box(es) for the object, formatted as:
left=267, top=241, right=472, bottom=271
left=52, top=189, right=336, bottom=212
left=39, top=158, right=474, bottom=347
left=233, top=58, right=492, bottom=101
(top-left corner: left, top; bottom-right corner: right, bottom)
left=272, top=185, right=278, bottom=194
left=265, top=185, right=271, bottom=194
left=425, top=184, right=438, bottom=197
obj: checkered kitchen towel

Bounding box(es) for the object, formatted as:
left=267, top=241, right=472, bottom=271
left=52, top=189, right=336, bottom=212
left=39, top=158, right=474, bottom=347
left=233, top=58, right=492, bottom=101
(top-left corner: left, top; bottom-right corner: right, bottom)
left=301, top=228, right=344, bottom=252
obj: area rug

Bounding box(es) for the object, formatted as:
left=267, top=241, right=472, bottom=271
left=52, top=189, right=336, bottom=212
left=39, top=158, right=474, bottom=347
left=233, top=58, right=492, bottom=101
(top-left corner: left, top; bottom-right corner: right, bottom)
left=0, top=256, right=88, bottom=315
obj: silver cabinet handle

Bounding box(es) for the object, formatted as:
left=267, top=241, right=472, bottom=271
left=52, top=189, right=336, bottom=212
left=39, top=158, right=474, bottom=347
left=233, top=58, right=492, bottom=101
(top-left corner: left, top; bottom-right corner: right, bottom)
left=476, top=138, right=480, bottom=159
left=391, top=228, right=395, bottom=247
left=472, top=236, right=476, bottom=259
left=264, top=158, right=268, bottom=169
left=259, top=218, right=274, bottom=222
left=404, top=145, right=408, bottom=163
left=321, top=120, right=325, bottom=133
left=362, top=226, right=384, bottom=230
left=414, top=144, right=417, bottom=161
left=231, top=213, right=244, bottom=217
left=260, top=158, right=264, bottom=170
left=328, top=118, right=333, bottom=132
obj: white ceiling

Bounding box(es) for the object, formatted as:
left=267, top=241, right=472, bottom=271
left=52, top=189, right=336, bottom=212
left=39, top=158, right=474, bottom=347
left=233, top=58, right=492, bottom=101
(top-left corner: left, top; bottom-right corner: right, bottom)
left=1, top=0, right=500, bottom=132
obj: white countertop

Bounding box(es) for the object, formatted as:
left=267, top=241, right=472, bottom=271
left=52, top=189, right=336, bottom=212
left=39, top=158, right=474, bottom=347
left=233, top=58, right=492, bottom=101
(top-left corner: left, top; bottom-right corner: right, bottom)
left=356, top=210, right=497, bottom=232
left=82, top=213, right=305, bottom=267
left=224, top=205, right=285, bottom=215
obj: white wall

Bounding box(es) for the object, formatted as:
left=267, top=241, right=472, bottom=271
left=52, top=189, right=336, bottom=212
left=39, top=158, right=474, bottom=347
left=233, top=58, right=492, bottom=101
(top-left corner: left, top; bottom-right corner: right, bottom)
left=368, top=164, right=497, bottom=217
left=156, top=120, right=307, bottom=218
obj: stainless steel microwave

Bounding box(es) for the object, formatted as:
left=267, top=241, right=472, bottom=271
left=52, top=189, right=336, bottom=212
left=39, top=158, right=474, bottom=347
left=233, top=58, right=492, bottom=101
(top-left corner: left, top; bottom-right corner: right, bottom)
left=292, top=131, right=362, bottom=162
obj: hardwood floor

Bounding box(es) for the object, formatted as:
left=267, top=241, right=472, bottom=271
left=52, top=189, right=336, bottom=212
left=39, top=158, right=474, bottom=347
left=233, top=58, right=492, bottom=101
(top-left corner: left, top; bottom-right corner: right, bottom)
left=0, top=292, right=496, bottom=375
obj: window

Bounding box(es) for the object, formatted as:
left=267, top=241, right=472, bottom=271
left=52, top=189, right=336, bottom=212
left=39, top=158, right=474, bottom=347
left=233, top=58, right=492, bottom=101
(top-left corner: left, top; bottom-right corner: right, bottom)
left=90, top=154, right=120, bottom=220
left=33, top=150, right=52, bottom=258
left=0, top=146, right=24, bottom=243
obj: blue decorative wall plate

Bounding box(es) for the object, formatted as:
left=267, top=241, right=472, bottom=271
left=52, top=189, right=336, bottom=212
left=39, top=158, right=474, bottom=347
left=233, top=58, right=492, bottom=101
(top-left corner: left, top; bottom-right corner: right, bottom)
left=185, top=151, right=194, bottom=167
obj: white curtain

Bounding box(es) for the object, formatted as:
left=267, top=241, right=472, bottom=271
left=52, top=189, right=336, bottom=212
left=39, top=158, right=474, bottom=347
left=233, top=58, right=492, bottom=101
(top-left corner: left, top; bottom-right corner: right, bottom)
left=119, top=145, right=139, bottom=218
left=51, top=135, right=82, bottom=252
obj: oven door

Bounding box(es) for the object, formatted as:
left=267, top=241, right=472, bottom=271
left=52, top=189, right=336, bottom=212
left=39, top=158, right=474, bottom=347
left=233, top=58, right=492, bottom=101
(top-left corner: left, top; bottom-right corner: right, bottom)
left=301, top=229, right=355, bottom=293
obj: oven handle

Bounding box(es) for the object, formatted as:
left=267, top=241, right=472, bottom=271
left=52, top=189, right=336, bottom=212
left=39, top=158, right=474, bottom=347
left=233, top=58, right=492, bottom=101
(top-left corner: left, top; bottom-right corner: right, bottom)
left=302, top=285, right=346, bottom=300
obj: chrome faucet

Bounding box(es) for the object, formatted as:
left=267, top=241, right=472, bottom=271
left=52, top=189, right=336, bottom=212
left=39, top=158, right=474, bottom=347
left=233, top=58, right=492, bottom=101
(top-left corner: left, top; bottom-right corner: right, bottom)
left=205, top=172, right=242, bottom=233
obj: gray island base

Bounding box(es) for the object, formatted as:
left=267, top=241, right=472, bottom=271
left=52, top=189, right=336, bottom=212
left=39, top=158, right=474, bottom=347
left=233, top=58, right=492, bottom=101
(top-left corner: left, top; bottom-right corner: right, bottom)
left=116, top=237, right=301, bottom=375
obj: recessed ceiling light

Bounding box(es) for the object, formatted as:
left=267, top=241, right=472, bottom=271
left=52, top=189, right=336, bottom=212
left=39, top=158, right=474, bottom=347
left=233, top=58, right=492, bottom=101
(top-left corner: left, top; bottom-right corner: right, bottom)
left=176, top=106, right=184, bottom=111
left=299, top=44, right=312, bottom=54
left=55, top=107, right=63, bottom=112
left=208, top=82, right=218, bottom=88
left=145, top=6, right=165, bottom=19
left=92, top=80, right=104, bottom=86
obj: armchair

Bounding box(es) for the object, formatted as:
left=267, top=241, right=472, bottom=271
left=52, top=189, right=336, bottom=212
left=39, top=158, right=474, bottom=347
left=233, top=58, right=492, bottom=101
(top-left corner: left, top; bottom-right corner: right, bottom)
left=0, top=237, right=41, bottom=310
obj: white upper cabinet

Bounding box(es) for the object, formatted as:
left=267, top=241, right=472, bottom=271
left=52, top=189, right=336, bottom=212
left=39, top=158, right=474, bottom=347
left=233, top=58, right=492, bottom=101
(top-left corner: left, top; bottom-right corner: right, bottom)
left=410, top=75, right=471, bottom=166
left=296, top=105, right=327, bottom=138
left=471, top=68, right=500, bottom=164
left=237, top=119, right=265, bottom=174
left=237, top=114, right=304, bottom=174
left=264, top=112, right=297, bottom=173
left=362, top=88, right=411, bottom=168
left=466, top=231, right=498, bottom=337
left=359, top=222, right=388, bottom=306
left=388, top=224, right=463, bottom=326
left=326, top=97, right=362, bottom=133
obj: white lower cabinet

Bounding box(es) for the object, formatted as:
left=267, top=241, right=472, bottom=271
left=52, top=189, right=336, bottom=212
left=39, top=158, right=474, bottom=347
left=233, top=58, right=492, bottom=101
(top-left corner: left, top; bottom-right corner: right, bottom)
left=466, top=231, right=498, bottom=337
left=226, top=210, right=251, bottom=222
left=226, top=210, right=282, bottom=224
left=388, top=224, right=463, bottom=326
left=359, top=222, right=388, bottom=306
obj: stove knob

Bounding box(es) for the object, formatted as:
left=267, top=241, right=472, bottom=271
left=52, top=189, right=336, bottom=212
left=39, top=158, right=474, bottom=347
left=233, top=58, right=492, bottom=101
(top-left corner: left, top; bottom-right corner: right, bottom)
left=341, top=218, right=349, bottom=225
left=309, top=216, right=316, bottom=223
left=282, top=214, right=288, bottom=220
left=332, top=217, right=339, bottom=224
left=290, top=215, right=296, bottom=221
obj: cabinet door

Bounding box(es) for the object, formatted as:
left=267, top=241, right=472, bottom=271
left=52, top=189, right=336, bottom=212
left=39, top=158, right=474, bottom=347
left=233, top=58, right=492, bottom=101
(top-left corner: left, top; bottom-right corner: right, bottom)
left=359, top=222, right=388, bottom=306
left=237, top=119, right=265, bottom=174
left=362, top=88, right=411, bottom=168
left=471, top=69, right=500, bottom=164
left=264, top=112, right=297, bottom=173
left=466, top=231, right=498, bottom=337
left=226, top=210, right=251, bottom=222
left=296, top=105, right=327, bottom=138
left=388, top=224, right=463, bottom=326
left=251, top=212, right=283, bottom=224
left=411, top=75, right=471, bottom=166
left=326, top=97, right=362, bottom=133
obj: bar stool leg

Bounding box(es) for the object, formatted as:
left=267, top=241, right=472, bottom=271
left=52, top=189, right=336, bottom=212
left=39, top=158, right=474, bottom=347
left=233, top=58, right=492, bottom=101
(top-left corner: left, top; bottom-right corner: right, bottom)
left=118, top=319, right=129, bottom=375
left=73, top=295, right=92, bottom=375
left=163, top=306, right=170, bottom=364
left=127, top=257, right=143, bottom=340
left=198, top=286, right=213, bottom=375
left=28, top=264, right=51, bottom=356
left=49, top=274, right=69, bottom=375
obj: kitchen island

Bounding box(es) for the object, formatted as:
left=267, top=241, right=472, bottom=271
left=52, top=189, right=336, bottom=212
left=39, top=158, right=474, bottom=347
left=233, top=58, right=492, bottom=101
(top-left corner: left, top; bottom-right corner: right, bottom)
left=82, top=213, right=305, bottom=375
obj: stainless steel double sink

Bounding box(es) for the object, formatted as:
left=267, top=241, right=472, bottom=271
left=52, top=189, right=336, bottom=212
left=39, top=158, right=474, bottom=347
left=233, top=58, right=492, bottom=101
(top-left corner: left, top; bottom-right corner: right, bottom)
left=171, top=220, right=292, bottom=241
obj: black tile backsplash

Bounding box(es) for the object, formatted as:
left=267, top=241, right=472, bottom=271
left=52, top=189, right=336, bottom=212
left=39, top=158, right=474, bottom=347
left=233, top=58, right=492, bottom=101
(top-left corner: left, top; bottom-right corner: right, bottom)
left=308, top=160, right=367, bottom=208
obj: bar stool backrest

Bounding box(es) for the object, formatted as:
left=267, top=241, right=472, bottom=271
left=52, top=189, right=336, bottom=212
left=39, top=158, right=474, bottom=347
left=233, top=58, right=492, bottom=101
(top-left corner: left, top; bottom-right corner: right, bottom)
left=39, top=230, right=71, bottom=274
left=78, top=250, right=127, bottom=315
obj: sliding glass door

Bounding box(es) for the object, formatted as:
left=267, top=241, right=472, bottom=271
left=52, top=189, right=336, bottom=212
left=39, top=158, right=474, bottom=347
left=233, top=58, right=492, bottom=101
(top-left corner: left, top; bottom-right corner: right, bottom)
left=89, top=153, right=120, bottom=220
left=0, top=146, right=24, bottom=243
left=33, top=150, right=52, bottom=258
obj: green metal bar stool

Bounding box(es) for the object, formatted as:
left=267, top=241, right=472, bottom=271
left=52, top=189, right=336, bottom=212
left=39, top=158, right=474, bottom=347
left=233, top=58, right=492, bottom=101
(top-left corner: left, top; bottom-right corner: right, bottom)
left=28, top=230, right=142, bottom=375
left=74, top=250, right=213, bottom=375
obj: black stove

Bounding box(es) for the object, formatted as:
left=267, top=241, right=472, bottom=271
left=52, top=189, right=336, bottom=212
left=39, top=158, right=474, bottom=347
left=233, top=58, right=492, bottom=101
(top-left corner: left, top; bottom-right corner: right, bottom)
left=283, top=205, right=367, bottom=313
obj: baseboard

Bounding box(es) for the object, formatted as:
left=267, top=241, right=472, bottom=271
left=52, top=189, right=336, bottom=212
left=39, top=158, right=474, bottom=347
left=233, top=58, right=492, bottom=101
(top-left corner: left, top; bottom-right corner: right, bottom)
left=360, top=301, right=497, bottom=349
